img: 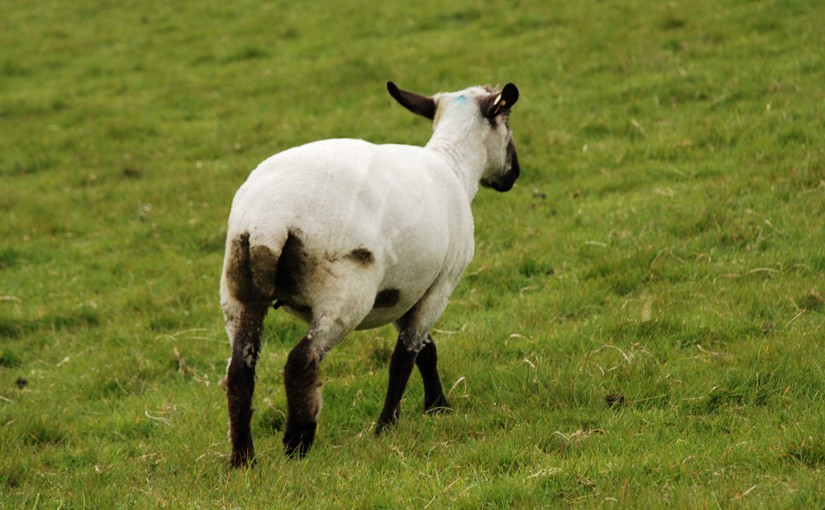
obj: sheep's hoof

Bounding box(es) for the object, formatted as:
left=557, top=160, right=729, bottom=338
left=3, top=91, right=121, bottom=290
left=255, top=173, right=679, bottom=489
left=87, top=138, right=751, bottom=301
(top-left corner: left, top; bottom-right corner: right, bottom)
left=230, top=445, right=255, bottom=468
left=283, top=422, right=316, bottom=459
left=376, top=405, right=401, bottom=436
left=424, top=394, right=451, bottom=415
left=375, top=418, right=394, bottom=436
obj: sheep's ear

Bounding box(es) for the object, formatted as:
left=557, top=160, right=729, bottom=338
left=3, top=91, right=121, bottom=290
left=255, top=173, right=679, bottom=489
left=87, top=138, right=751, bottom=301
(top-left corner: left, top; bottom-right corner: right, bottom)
left=387, top=81, right=436, bottom=120
left=484, top=83, right=520, bottom=118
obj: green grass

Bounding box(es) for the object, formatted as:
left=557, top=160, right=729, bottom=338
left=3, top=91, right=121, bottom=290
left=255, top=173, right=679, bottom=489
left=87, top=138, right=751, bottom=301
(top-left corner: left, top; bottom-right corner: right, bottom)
left=2, top=0, right=824, bottom=507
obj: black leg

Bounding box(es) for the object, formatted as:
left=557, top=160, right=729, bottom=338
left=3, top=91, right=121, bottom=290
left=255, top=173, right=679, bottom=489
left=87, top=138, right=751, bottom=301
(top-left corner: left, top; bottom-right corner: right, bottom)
left=225, top=305, right=266, bottom=468
left=376, top=333, right=418, bottom=435
left=283, top=337, right=322, bottom=458
left=416, top=335, right=450, bottom=413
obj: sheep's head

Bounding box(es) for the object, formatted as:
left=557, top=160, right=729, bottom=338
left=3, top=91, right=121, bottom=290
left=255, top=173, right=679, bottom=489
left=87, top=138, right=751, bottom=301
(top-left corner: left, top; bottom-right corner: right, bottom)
left=476, top=83, right=520, bottom=192
left=387, top=81, right=520, bottom=192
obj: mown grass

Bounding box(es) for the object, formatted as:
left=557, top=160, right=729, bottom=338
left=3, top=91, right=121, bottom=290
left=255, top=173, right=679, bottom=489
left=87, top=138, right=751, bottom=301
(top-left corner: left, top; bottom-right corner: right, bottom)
left=2, top=0, right=824, bottom=507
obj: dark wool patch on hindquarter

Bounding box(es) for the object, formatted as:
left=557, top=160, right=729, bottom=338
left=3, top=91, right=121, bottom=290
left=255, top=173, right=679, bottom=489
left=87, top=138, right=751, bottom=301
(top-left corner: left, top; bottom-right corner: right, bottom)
left=274, top=232, right=311, bottom=298
left=346, top=248, right=375, bottom=266
left=224, top=233, right=252, bottom=299
left=250, top=245, right=278, bottom=298
left=225, top=232, right=279, bottom=302
left=373, top=288, right=401, bottom=308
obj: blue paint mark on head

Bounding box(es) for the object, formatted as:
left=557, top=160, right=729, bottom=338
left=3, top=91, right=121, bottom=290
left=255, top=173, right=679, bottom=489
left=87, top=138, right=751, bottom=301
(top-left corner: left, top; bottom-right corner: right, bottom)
left=454, top=95, right=467, bottom=104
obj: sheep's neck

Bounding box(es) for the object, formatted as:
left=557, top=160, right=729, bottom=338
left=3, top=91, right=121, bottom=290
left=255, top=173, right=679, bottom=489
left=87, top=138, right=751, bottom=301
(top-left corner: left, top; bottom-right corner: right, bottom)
left=424, top=124, right=486, bottom=202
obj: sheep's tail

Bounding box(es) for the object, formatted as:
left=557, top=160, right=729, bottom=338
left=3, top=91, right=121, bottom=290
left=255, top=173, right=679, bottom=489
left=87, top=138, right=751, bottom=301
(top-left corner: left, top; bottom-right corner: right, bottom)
left=223, top=229, right=288, bottom=303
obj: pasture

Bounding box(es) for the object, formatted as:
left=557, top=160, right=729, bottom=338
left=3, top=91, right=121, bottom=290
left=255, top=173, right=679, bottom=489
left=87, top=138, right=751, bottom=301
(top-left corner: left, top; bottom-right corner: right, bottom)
left=1, top=0, right=823, bottom=507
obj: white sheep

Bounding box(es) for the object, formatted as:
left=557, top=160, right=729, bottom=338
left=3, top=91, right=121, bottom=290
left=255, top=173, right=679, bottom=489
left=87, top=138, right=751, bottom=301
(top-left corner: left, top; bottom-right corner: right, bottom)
left=220, top=80, right=520, bottom=466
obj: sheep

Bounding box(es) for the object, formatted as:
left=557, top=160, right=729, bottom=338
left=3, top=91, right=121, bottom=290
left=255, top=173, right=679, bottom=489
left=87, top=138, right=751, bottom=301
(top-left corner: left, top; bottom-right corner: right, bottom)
left=220, top=80, right=520, bottom=466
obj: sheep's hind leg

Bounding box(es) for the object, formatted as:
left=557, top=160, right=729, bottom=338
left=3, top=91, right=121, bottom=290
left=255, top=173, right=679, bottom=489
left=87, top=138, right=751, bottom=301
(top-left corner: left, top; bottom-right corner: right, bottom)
left=224, top=302, right=268, bottom=468
left=282, top=336, right=322, bottom=458
left=283, top=315, right=353, bottom=458
left=416, top=334, right=450, bottom=414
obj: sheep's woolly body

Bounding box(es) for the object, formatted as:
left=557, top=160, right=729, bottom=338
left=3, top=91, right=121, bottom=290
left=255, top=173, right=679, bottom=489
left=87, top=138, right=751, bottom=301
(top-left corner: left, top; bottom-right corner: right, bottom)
left=224, top=138, right=474, bottom=337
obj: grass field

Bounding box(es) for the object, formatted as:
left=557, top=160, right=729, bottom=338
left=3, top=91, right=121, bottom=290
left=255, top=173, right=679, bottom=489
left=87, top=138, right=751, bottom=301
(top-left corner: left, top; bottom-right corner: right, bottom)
left=2, top=0, right=824, bottom=507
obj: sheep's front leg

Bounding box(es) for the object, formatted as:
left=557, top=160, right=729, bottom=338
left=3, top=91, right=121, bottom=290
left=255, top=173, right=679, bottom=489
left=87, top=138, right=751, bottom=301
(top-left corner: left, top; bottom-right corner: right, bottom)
left=377, top=283, right=456, bottom=434
left=224, top=303, right=267, bottom=468
left=416, top=335, right=450, bottom=413
left=376, top=331, right=420, bottom=435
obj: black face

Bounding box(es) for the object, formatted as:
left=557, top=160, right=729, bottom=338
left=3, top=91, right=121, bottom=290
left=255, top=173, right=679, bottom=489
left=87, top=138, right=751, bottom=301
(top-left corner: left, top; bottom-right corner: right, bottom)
left=480, top=140, right=520, bottom=192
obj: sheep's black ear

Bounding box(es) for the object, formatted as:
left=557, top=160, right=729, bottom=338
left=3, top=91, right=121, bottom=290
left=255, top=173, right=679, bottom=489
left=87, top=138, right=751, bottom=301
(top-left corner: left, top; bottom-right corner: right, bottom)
left=387, top=81, right=436, bottom=120
left=484, top=83, right=520, bottom=117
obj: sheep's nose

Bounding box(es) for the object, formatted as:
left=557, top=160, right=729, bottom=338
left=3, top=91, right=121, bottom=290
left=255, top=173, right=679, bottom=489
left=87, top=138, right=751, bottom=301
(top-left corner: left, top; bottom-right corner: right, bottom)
left=507, top=141, right=520, bottom=176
